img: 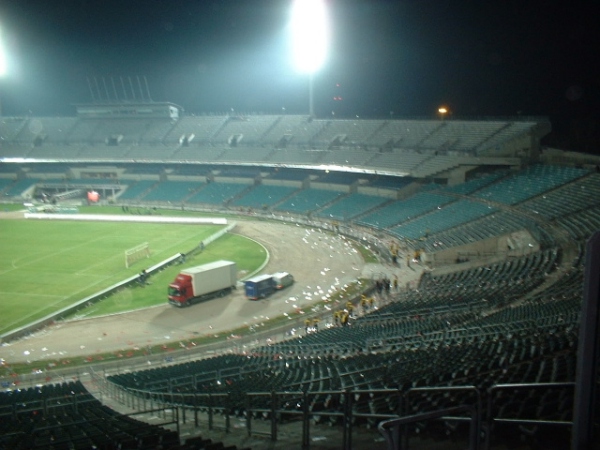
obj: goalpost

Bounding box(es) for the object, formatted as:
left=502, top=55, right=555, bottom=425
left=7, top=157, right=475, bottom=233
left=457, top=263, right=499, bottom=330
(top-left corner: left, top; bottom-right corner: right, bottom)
left=125, top=242, right=150, bottom=268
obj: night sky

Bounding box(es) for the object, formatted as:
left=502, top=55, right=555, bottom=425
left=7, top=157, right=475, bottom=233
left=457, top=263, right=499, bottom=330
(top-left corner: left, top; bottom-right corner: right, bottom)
left=0, top=0, right=598, bottom=152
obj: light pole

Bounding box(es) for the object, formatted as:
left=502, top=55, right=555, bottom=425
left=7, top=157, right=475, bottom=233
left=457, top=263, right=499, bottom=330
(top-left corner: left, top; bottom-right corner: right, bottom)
left=308, top=73, right=314, bottom=117
left=0, top=24, right=7, bottom=116
left=290, top=0, right=329, bottom=117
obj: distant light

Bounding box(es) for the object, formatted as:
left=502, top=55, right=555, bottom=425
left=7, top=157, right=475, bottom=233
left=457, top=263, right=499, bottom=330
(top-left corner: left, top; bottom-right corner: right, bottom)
left=290, top=0, right=329, bottom=74
left=438, top=107, right=448, bottom=114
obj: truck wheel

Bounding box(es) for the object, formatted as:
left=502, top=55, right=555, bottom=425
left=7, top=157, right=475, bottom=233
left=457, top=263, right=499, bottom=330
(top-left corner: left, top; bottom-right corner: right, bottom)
left=185, top=300, right=191, bottom=307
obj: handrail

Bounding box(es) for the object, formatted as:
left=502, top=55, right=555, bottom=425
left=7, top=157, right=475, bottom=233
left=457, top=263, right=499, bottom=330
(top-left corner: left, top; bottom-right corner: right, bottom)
left=484, top=382, right=575, bottom=450
left=378, top=404, right=479, bottom=450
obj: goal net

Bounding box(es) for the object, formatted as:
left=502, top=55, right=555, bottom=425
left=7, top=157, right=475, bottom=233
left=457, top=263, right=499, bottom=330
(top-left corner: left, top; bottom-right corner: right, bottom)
left=125, top=242, right=150, bottom=268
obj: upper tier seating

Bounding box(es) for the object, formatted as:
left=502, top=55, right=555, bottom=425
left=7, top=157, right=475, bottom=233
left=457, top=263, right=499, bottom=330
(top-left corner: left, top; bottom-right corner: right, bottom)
left=518, top=172, right=600, bottom=219
left=275, top=189, right=343, bottom=214
left=473, top=164, right=588, bottom=205
left=356, top=192, right=454, bottom=229
left=231, top=184, right=298, bottom=208
left=141, top=180, right=204, bottom=202
left=187, top=181, right=252, bottom=205
left=118, top=180, right=158, bottom=200
left=315, top=193, right=388, bottom=221
left=387, top=199, right=496, bottom=240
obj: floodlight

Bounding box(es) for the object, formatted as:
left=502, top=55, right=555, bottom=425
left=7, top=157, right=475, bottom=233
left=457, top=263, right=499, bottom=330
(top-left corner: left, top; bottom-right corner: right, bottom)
left=290, top=0, right=329, bottom=74
left=438, top=106, right=450, bottom=120
left=290, top=0, right=329, bottom=116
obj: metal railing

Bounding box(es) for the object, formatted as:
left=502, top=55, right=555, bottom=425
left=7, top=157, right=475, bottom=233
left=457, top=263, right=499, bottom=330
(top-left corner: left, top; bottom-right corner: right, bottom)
left=379, top=404, right=479, bottom=450
left=88, top=375, right=580, bottom=450
left=484, top=382, right=575, bottom=450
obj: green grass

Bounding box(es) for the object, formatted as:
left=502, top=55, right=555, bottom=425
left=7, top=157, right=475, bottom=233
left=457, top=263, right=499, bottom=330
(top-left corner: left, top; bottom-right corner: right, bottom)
left=0, top=203, right=26, bottom=212
left=0, top=207, right=380, bottom=375
left=0, top=218, right=264, bottom=334
left=76, top=233, right=265, bottom=318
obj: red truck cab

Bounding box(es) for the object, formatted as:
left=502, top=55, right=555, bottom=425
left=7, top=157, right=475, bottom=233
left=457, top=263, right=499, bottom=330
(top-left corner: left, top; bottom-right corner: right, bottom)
left=168, top=273, right=193, bottom=306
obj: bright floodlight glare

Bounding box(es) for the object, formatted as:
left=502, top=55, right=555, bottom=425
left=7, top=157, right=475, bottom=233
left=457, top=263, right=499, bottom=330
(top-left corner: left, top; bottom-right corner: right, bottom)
left=291, top=0, right=329, bottom=74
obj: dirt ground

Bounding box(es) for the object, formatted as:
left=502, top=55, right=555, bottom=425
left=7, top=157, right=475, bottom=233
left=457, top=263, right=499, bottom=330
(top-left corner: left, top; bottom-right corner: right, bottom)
left=1, top=217, right=422, bottom=365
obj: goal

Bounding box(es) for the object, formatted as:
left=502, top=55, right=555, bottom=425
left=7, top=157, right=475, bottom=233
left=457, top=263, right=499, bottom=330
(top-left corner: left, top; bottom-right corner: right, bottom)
left=125, top=242, right=150, bottom=268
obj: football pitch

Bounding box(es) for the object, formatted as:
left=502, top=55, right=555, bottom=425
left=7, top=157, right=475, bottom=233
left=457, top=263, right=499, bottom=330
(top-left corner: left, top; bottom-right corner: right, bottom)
left=0, top=218, right=265, bottom=335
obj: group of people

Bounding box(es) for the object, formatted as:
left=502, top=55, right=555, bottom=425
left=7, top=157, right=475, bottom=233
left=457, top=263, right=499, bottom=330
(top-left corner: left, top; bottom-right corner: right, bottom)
left=304, top=317, right=320, bottom=334
left=359, top=294, right=376, bottom=313
left=332, top=309, right=351, bottom=327
left=375, top=276, right=397, bottom=295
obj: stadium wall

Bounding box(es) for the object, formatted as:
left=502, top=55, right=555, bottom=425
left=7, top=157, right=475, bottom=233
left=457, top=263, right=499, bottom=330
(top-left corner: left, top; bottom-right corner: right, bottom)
left=263, top=179, right=303, bottom=188
left=310, top=181, right=350, bottom=192
left=357, top=186, right=398, bottom=199
left=540, top=147, right=600, bottom=167
left=481, top=133, right=532, bottom=158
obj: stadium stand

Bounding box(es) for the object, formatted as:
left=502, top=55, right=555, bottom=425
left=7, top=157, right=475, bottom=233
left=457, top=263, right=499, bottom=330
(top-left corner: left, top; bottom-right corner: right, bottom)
left=518, top=172, right=600, bottom=219
left=473, top=164, right=589, bottom=204
left=260, top=114, right=310, bottom=144
left=477, top=121, right=539, bottom=155
left=366, top=119, right=443, bottom=148
left=14, top=117, right=79, bottom=145
left=218, top=146, right=274, bottom=163
left=313, top=171, right=364, bottom=185
left=104, top=247, right=579, bottom=447
left=163, top=115, right=227, bottom=144
left=387, top=199, right=496, bottom=240
left=275, top=188, right=344, bottom=214
left=417, top=120, right=507, bottom=152
left=230, top=184, right=298, bottom=209
left=315, top=193, right=388, bottom=221
left=0, top=117, right=29, bottom=141
left=3, top=178, right=40, bottom=197
left=318, top=148, right=373, bottom=166
left=2, top=112, right=599, bottom=449
left=267, top=147, right=325, bottom=164
left=356, top=192, right=454, bottom=229
left=366, top=150, right=430, bottom=174
left=141, top=180, right=204, bottom=203
left=187, top=181, right=252, bottom=205
left=0, top=380, right=180, bottom=450
left=311, top=119, right=384, bottom=147
left=173, top=146, right=226, bottom=162
left=440, top=171, right=507, bottom=195
left=118, top=180, right=159, bottom=200
left=212, top=115, right=279, bottom=144
left=0, top=177, right=14, bottom=194
left=120, top=162, right=165, bottom=174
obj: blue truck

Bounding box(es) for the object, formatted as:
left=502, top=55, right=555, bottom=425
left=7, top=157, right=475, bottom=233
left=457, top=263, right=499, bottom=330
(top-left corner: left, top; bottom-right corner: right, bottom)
left=244, top=274, right=276, bottom=300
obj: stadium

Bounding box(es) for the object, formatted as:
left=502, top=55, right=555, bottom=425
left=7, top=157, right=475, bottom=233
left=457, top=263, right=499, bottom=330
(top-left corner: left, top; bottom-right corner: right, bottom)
left=1, top=0, right=600, bottom=448
left=1, top=101, right=600, bottom=450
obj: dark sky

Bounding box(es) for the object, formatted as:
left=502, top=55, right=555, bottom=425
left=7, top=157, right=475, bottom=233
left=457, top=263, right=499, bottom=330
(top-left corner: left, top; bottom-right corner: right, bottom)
left=0, top=0, right=599, bottom=150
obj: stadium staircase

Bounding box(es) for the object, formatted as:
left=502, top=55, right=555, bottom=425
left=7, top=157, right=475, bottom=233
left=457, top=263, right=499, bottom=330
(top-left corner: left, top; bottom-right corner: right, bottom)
left=224, top=184, right=256, bottom=208
left=475, top=122, right=513, bottom=153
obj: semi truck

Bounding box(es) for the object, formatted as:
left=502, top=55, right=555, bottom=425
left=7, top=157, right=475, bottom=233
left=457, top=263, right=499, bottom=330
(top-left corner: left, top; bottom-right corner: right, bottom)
left=244, top=274, right=276, bottom=300
left=168, top=260, right=237, bottom=307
